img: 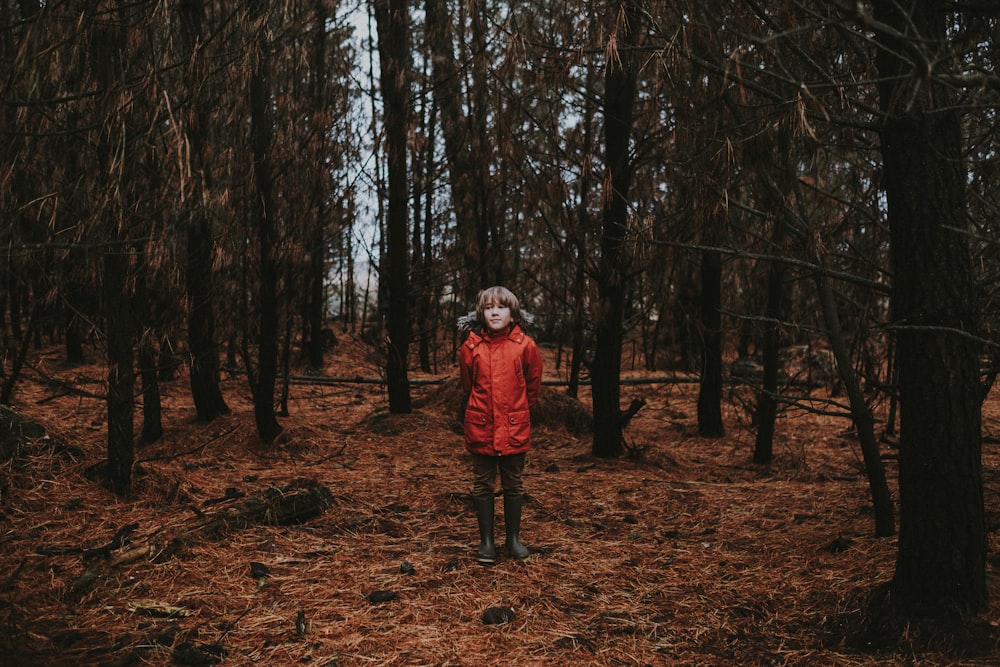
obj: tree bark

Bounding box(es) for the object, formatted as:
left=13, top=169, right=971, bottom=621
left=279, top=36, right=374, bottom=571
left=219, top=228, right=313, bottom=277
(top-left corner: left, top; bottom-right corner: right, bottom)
left=248, top=0, right=283, bottom=442
left=752, top=123, right=795, bottom=466
left=376, top=0, right=412, bottom=414
left=178, top=0, right=229, bottom=422
left=592, top=0, right=640, bottom=458
left=697, top=246, right=725, bottom=437
left=752, top=232, right=784, bottom=465
left=874, top=0, right=986, bottom=616
left=303, top=0, right=331, bottom=373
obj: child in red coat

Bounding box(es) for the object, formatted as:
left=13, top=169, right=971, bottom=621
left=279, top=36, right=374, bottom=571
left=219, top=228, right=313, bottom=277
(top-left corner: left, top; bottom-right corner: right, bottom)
left=459, top=286, right=543, bottom=563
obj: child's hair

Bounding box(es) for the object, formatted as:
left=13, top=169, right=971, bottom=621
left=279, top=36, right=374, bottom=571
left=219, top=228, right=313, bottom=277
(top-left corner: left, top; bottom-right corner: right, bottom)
left=476, top=286, right=524, bottom=325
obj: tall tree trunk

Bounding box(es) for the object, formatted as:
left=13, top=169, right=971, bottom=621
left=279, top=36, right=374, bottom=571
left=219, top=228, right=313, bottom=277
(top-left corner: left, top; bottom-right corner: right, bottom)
left=179, top=0, right=228, bottom=422
left=873, top=0, right=986, bottom=617
left=592, top=0, right=640, bottom=458
left=752, top=123, right=795, bottom=465
left=93, top=2, right=134, bottom=497
left=303, top=0, right=330, bottom=373
left=376, top=0, right=412, bottom=414
left=248, top=0, right=282, bottom=442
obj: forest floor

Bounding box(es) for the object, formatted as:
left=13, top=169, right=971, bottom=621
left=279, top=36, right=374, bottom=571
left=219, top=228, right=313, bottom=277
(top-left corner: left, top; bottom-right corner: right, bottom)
left=2, top=332, right=1000, bottom=666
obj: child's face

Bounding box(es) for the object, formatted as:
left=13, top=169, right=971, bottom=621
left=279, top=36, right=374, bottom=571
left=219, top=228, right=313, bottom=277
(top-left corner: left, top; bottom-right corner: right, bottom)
left=483, top=301, right=513, bottom=333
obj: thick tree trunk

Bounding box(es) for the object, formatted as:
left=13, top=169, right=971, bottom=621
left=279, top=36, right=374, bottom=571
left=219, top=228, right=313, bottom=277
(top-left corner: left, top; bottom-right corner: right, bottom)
left=376, top=0, right=412, bottom=414
left=592, top=0, right=640, bottom=458
left=874, top=0, right=986, bottom=616
left=248, top=0, right=282, bottom=442
left=179, top=0, right=228, bottom=422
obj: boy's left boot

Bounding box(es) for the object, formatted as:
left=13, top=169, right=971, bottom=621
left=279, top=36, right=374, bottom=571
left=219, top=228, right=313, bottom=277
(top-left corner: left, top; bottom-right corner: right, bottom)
left=503, top=494, right=531, bottom=560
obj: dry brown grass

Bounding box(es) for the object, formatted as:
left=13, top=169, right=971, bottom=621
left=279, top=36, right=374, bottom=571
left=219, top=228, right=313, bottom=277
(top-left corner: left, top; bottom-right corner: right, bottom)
left=1, top=334, right=999, bottom=666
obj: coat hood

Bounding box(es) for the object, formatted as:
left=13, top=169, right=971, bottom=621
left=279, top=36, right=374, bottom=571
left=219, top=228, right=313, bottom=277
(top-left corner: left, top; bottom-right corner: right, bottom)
left=457, top=309, right=535, bottom=334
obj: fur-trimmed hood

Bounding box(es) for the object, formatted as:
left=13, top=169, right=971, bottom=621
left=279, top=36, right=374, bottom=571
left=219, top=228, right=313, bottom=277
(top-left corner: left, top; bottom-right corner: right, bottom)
left=456, top=309, right=535, bottom=334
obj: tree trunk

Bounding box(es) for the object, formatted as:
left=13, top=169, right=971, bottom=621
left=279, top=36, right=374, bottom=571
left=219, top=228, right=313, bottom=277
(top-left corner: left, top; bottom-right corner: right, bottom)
left=697, top=247, right=725, bottom=437
left=179, top=0, right=228, bottom=422
left=752, top=237, right=784, bottom=465
left=186, top=217, right=229, bottom=421
left=592, top=0, right=640, bottom=458
left=248, top=0, right=283, bottom=442
left=376, top=0, right=412, bottom=414
left=874, top=0, right=986, bottom=616
left=817, top=272, right=893, bottom=537
left=303, top=0, right=330, bottom=373
left=752, top=124, right=795, bottom=466
left=104, top=251, right=134, bottom=497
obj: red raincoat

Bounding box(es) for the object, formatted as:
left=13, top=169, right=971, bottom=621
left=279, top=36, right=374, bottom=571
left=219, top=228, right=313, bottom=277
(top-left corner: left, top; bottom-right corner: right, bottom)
left=459, top=323, right=542, bottom=456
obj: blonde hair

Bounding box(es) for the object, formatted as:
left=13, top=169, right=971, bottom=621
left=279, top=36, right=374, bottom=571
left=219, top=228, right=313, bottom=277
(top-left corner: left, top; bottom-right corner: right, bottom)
left=476, top=286, right=524, bottom=326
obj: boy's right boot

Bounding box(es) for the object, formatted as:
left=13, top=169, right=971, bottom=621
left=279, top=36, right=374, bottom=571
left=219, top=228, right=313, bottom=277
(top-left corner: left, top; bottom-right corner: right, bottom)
left=472, top=495, right=497, bottom=564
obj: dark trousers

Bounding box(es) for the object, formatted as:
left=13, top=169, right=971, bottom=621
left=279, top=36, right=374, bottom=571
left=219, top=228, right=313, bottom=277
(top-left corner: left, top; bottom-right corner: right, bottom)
left=471, top=452, right=526, bottom=499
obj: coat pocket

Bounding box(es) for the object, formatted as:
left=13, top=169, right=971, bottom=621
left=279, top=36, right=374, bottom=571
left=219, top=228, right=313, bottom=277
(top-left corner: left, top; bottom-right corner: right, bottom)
left=505, top=408, right=531, bottom=446
left=464, top=406, right=492, bottom=445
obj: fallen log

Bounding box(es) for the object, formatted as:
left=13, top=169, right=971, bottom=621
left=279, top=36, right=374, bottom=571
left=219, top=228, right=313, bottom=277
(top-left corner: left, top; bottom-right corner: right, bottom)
left=66, top=480, right=335, bottom=596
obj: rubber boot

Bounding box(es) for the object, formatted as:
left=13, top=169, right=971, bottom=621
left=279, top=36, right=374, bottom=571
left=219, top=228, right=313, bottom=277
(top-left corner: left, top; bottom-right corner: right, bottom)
left=503, top=494, right=530, bottom=560
left=472, top=495, right=497, bottom=564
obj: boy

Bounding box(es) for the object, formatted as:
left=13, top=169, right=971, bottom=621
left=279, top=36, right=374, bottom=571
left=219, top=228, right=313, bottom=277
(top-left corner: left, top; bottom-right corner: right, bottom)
left=459, top=286, right=542, bottom=563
